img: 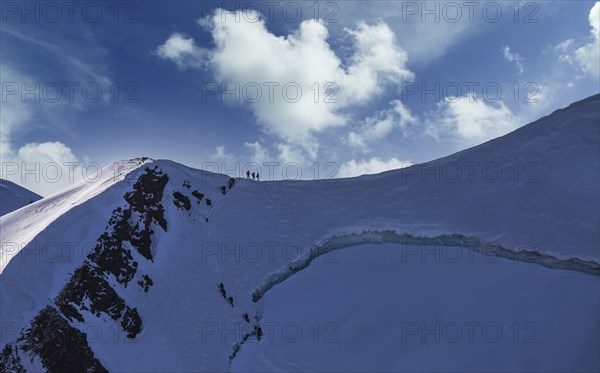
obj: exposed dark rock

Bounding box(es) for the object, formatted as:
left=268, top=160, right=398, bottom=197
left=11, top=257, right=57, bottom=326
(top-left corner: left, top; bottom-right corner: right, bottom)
left=191, top=190, right=204, bottom=203
left=218, top=282, right=226, bottom=299
left=121, top=308, right=143, bottom=339
left=228, top=296, right=234, bottom=307
left=228, top=178, right=235, bottom=189
left=55, top=262, right=142, bottom=338
left=124, top=166, right=169, bottom=232
left=116, top=167, right=169, bottom=261
left=183, top=180, right=191, bottom=189
left=129, top=220, right=155, bottom=261
left=243, top=313, right=250, bottom=323
left=88, top=207, right=137, bottom=286
left=0, top=344, right=24, bottom=373
left=138, top=274, right=153, bottom=292
left=255, top=326, right=263, bottom=341
left=220, top=186, right=227, bottom=195
left=173, top=191, right=191, bottom=211
left=20, top=306, right=108, bottom=373
left=205, top=198, right=212, bottom=206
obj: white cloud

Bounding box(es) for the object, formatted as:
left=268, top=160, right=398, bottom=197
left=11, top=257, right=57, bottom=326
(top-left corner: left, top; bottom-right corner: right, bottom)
left=342, top=22, right=414, bottom=102
left=16, top=142, right=78, bottom=163
left=326, top=1, right=485, bottom=64
left=338, top=157, right=413, bottom=177
left=347, top=132, right=369, bottom=153
left=158, top=9, right=413, bottom=161
left=502, top=46, right=525, bottom=75
left=1, top=21, right=122, bottom=196
left=1, top=139, right=86, bottom=197
left=0, top=65, right=86, bottom=196
left=1, top=135, right=85, bottom=197
left=555, top=39, right=574, bottom=52
left=155, top=33, right=207, bottom=70
left=425, top=94, right=518, bottom=146
left=276, top=143, right=309, bottom=166
left=574, top=2, right=600, bottom=77
left=557, top=3, right=600, bottom=77
left=244, top=142, right=271, bottom=164
left=210, top=145, right=235, bottom=162
left=348, top=100, right=417, bottom=152
left=204, top=10, right=412, bottom=147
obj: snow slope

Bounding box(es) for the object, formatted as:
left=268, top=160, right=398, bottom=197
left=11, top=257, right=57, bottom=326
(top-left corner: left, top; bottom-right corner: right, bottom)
left=0, top=158, right=151, bottom=272
left=233, top=243, right=599, bottom=372
left=0, top=180, right=41, bottom=216
left=0, top=95, right=598, bottom=372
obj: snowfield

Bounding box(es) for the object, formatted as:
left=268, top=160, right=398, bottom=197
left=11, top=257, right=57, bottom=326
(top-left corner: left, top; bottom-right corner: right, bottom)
left=0, top=94, right=598, bottom=372
left=233, top=243, right=600, bottom=372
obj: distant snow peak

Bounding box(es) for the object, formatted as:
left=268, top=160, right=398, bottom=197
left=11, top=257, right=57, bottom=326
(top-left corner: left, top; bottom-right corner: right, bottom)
left=0, top=179, right=42, bottom=216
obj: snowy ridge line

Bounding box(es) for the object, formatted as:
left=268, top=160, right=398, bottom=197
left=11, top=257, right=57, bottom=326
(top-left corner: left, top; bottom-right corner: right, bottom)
left=251, top=231, right=600, bottom=302
left=0, top=157, right=152, bottom=273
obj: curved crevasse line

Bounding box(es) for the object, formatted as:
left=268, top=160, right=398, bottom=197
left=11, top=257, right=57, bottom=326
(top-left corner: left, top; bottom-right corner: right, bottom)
left=251, top=231, right=600, bottom=303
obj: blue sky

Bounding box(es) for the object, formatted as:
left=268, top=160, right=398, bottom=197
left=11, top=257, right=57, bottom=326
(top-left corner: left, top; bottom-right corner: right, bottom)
left=1, top=0, right=599, bottom=195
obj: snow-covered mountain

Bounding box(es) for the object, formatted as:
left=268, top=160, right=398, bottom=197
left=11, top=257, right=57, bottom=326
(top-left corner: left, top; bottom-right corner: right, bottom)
left=0, top=180, right=42, bottom=216
left=0, top=95, right=598, bottom=372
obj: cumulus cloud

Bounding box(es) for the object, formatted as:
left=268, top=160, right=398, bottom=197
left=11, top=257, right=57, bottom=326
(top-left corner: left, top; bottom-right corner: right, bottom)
left=556, top=3, right=599, bottom=77
left=155, top=33, right=207, bottom=70
left=555, top=39, right=575, bottom=53
left=244, top=142, right=271, bottom=164
left=1, top=139, right=85, bottom=197
left=338, top=157, right=413, bottom=177
left=15, top=142, right=82, bottom=192
left=348, top=100, right=417, bottom=152
left=0, top=65, right=86, bottom=196
left=1, top=121, right=85, bottom=196
left=205, top=10, right=412, bottom=146
left=276, top=143, right=310, bottom=166
left=574, top=2, right=600, bottom=77
left=502, top=46, right=525, bottom=75
left=16, top=142, right=79, bottom=164
left=1, top=20, right=123, bottom=196
left=425, top=94, right=518, bottom=146
left=158, top=9, right=413, bottom=160
left=210, top=145, right=235, bottom=162
left=342, top=22, right=414, bottom=102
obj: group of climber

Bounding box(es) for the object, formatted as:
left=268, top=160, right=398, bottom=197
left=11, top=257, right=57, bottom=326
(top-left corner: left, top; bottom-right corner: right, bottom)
left=246, top=170, right=260, bottom=181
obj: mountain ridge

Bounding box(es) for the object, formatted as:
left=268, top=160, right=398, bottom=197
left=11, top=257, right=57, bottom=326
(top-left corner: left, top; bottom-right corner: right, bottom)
left=1, top=94, right=598, bottom=372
